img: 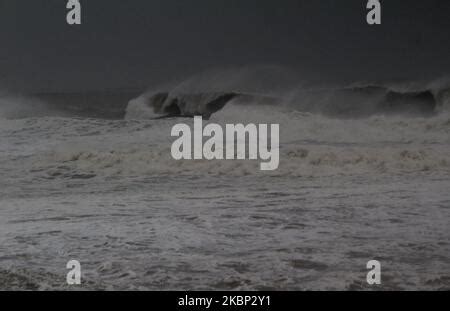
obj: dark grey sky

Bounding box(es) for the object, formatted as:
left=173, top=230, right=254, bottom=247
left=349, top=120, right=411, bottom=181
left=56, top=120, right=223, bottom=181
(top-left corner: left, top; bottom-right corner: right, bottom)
left=0, top=0, right=449, bottom=91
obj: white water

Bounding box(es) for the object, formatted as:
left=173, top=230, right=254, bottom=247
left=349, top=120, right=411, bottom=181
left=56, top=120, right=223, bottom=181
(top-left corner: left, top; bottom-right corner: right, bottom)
left=0, top=95, right=449, bottom=290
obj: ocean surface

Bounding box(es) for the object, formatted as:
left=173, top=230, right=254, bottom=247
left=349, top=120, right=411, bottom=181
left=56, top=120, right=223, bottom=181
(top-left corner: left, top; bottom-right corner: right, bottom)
left=0, top=78, right=449, bottom=290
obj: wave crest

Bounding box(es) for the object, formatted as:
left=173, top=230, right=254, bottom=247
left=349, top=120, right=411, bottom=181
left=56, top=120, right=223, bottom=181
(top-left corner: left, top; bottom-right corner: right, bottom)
left=126, top=69, right=450, bottom=119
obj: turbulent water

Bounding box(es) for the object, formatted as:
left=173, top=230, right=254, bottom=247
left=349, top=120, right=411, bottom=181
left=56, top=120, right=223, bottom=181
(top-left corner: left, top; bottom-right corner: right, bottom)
left=0, top=75, right=449, bottom=290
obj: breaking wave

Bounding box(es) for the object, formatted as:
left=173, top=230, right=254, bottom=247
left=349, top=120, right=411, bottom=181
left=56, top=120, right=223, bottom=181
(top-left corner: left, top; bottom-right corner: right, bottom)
left=126, top=68, right=450, bottom=120
left=1, top=68, right=449, bottom=121
left=1, top=68, right=450, bottom=178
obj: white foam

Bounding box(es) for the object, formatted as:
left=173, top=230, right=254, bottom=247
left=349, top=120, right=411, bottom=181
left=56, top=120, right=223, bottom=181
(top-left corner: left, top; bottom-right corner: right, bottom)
left=3, top=106, right=444, bottom=178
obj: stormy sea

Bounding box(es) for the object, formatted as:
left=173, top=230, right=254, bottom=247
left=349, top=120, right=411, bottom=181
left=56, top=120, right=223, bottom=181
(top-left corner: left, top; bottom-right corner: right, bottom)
left=1, top=69, right=449, bottom=290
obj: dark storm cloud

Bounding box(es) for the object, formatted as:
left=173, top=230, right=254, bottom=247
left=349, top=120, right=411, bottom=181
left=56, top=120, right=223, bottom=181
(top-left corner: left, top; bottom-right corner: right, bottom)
left=0, top=0, right=449, bottom=91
